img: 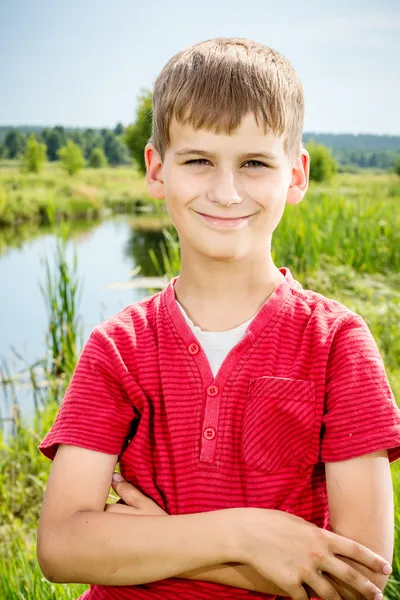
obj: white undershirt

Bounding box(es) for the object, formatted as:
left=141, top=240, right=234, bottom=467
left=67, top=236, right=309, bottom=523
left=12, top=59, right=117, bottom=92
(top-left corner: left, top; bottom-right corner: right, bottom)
left=176, top=300, right=255, bottom=377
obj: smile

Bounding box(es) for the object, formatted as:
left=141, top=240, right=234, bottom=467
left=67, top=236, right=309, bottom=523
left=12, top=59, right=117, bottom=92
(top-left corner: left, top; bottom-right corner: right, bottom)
left=195, top=212, right=254, bottom=228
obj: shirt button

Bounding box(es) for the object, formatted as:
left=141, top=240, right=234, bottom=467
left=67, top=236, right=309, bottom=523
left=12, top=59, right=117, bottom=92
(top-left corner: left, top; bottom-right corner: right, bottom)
left=204, top=427, right=216, bottom=440
left=207, top=385, right=219, bottom=396
left=188, top=343, right=199, bottom=355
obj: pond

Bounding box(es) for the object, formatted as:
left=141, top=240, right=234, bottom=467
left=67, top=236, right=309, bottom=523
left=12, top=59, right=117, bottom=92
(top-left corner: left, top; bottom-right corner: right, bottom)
left=0, top=213, right=172, bottom=430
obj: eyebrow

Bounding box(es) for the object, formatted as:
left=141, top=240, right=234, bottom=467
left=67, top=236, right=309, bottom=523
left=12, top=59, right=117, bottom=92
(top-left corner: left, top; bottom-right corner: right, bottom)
left=174, top=148, right=279, bottom=161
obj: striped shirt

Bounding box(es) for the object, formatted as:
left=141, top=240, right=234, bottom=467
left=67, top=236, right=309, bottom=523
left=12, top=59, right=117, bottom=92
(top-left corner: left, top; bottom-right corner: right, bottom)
left=38, top=266, right=400, bottom=599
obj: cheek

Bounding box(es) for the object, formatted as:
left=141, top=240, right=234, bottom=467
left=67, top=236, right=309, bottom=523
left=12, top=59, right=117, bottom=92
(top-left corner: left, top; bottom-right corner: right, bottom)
left=164, top=168, right=199, bottom=201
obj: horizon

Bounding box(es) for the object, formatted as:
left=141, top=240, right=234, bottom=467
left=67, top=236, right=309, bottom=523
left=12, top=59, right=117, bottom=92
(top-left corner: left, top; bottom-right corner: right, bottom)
left=1, top=125, right=399, bottom=139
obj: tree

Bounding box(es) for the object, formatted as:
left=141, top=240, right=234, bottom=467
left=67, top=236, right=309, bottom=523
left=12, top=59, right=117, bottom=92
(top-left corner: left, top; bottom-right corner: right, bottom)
left=71, top=129, right=86, bottom=150
left=4, top=128, right=25, bottom=158
left=44, top=127, right=65, bottom=161
left=124, top=88, right=153, bottom=174
left=21, top=134, right=47, bottom=173
left=83, top=128, right=104, bottom=159
left=114, top=122, right=124, bottom=136
left=58, top=140, right=85, bottom=175
left=103, top=132, right=131, bottom=166
left=88, top=147, right=108, bottom=168
left=394, top=156, right=400, bottom=177
left=306, top=140, right=337, bottom=182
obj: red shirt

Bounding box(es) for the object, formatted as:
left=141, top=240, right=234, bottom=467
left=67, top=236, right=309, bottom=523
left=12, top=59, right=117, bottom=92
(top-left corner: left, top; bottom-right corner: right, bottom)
left=38, top=266, right=400, bottom=599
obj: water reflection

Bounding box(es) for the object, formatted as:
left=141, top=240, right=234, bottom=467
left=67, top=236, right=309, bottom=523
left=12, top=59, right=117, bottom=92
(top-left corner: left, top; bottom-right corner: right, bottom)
left=1, top=213, right=174, bottom=426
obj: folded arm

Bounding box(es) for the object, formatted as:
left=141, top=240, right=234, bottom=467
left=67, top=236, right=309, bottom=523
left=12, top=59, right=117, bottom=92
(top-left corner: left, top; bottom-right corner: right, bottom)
left=175, top=450, right=394, bottom=598
left=37, top=444, right=243, bottom=585
left=323, top=449, right=394, bottom=599
left=175, top=562, right=287, bottom=595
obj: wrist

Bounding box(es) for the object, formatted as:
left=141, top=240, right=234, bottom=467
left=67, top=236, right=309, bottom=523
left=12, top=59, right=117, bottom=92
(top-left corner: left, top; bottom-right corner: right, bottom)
left=224, top=507, right=265, bottom=564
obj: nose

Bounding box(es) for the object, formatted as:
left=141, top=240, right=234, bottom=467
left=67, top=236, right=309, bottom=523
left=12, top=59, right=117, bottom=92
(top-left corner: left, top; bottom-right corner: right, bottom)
left=207, top=169, right=243, bottom=207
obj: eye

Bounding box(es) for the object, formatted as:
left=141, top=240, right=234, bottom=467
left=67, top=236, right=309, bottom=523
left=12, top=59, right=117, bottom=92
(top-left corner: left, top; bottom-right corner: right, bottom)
left=244, top=160, right=269, bottom=169
left=185, top=159, right=210, bottom=167
left=184, top=159, right=269, bottom=169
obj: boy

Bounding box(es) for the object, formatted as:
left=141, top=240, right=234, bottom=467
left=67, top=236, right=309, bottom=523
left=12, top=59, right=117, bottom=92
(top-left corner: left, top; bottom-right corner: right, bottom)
left=37, top=37, right=400, bottom=600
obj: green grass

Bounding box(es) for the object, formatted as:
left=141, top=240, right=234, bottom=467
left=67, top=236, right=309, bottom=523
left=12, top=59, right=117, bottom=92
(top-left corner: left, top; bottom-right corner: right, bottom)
left=274, top=174, right=400, bottom=275
left=0, top=161, right=156, bottom=226
left=0, top=401, right=90, bottom=599
left=0, top=546, right=88, bottom=599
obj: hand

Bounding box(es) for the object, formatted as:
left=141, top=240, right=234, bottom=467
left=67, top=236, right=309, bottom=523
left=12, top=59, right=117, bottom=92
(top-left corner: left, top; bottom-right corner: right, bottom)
left=238, top=507, right=390, bottom=600
left=105, top=473, right=168, bottom=516
left=311, top=572, right=371, bottom=600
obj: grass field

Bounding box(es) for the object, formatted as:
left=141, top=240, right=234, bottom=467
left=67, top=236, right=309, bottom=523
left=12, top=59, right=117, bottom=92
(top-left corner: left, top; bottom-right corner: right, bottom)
left=0, top=161, right=155, bottom=227
left=0, top=166, right=399, bottom=598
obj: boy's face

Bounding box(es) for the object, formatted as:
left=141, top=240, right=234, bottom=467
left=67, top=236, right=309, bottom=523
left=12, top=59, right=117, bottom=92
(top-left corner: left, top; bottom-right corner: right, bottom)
left=145, top=112, right=309, bottom=262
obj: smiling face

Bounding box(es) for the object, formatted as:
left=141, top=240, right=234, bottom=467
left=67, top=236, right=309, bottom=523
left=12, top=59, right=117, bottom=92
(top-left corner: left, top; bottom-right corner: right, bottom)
left=145, top=112, right=309, bottom=263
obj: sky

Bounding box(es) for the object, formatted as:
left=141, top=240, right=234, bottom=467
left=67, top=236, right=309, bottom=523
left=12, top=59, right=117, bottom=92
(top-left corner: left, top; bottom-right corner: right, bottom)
left=0, top=0, right=399, bottom=135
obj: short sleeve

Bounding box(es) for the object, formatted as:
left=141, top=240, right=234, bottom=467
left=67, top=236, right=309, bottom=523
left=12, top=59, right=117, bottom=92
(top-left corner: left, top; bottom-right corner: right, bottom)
left=38, top=327, right=141, bottom=461
left=320, top=313, right=400, bottom=463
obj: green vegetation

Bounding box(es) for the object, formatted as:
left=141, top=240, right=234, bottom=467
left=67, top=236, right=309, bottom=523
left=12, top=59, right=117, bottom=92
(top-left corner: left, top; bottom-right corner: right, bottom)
left=124, top=89, right=153, bottom=175
left=276, top=173, right=400, bottom=275
left=0, top=394, right=89, bottom=600
left=58, top=140, right=86, bottom=176
left=88, top=147, right=108, bottom=168
left=306, top=139, right=337, bottom=182
left=0, top=229, right=91, bottom=598
left=0, top=170, right=399, bottom=598
left=2, top=128, right=25, bottom=158
left=40, top=225, right=83, bottom=384
left=0, top=123, right=131, bottom=168
left=0, top=162, right=155, bottom=227
left=395, top=157, right=400, bottom=177
left=21, top=134, right=47, bottom=174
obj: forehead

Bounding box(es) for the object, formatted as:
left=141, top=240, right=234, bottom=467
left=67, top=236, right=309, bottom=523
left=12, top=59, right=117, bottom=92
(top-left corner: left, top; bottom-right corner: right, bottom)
left=168, top=112, right=285, bottom=158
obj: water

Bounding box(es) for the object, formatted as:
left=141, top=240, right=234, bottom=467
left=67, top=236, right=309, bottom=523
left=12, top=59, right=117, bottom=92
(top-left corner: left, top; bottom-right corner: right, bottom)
left=0, top=214, right=169, bottom=428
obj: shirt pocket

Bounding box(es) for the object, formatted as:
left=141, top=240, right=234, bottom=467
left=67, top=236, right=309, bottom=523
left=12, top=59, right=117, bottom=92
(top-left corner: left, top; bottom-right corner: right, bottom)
left=241, top=376, right=316, bottom=474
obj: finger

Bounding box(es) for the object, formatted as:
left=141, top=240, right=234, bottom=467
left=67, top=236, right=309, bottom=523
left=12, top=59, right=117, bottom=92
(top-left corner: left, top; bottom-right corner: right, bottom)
left=303, top=572, right=344, bottom=600
left=284, top=584, right=309, bottom=600
left=329, top=532, right=392, bottom=576
left=111, top=473, right=143, bottom=507
left=323, top=573, right=367, bottom=600
left=111, top=474, right=168, bottom=516
left=323, top=557, right=383, bottom=600
left=275, top=573, right=310, bottom=600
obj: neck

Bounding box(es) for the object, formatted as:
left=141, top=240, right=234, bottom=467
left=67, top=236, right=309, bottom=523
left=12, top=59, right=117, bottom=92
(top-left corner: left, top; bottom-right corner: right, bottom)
left=174, top=248, right=284, bottom=332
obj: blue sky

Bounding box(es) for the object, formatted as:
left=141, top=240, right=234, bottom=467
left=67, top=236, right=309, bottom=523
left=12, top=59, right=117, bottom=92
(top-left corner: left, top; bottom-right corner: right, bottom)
left=1, top=0, right=399, bottom=134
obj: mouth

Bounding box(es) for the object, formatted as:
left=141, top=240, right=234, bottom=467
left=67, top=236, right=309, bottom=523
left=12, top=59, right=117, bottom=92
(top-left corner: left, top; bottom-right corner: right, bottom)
left=195, top=212, right=254, bottom=228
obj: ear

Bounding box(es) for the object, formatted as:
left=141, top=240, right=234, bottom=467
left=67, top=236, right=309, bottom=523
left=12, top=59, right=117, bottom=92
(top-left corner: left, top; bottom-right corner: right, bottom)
left=286, top=148, right=310, bottom=205
left=144, top=143, right=165, bottom=200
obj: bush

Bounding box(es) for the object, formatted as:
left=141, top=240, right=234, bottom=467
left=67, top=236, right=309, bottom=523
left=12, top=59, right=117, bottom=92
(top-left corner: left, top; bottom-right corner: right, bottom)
left=394, top=157, right=400, bottom=177
left=124, top=88, right=153, bottom=175
left=21, top=135, right=47, bottom=174
left=58, top=140, right=85, bottom=176
left=307, top=140, right=337, bottom=182
left=88, top=147, right=108, bottom=168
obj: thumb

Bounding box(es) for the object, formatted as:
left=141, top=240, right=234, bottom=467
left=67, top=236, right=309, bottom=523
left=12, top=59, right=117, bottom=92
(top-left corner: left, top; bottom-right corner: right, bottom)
left=111, top=473, right=142, bottom=506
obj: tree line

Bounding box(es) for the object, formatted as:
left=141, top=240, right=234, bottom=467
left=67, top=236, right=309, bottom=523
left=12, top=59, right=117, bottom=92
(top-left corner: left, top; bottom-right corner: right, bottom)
left=1, top=89, right=399, bottom=175
left=0, top=123, right=131, bottom=166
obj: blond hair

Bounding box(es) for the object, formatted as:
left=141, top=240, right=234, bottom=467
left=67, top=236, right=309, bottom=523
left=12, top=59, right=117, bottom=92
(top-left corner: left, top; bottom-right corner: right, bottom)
left=149, top=37, right=305, bottom=164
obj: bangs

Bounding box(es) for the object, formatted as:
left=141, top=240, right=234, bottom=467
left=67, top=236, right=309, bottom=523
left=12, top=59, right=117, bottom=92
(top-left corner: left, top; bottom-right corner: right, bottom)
left=150, top=37, right=303, bottom=162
